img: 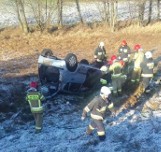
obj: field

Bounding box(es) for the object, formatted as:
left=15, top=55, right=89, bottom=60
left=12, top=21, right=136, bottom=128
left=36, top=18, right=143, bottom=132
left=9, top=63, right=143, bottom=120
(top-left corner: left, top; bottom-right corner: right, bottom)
left=0, top=23, right=161, bottom=80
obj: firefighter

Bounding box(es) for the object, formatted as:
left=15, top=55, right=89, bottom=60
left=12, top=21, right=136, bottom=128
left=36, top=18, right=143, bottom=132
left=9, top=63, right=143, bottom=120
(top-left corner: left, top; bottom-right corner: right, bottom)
left=109, top=55, right=126, bottom=96
left=140, top=51, right=154, bottom=93
left=100, top=65, right=111, bottom=86
left=118, top=40, right=131, bottom=74
left=81, top=86, right=114, bottom=141
left=131, top=44, right=144, bottom=83
left=26, top=81, right=45, bottom=133
left=118, top=40, right=131, bottom=62
left=94, top=42, right=107, bottom=68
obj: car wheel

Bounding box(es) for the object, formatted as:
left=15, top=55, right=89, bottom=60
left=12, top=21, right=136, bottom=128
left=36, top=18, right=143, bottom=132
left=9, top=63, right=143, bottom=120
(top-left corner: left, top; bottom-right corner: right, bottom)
left=41, top=48, right=53, bottom=57
left=65, top=53, right=78, bottom=72
left=80, top=59, right=89, bottom=65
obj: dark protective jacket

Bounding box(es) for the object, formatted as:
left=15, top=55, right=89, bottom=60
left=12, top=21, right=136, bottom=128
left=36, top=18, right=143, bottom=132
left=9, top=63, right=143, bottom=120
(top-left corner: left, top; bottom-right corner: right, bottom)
left=118, top=45, right=131, bottom=62
left=26, top=89, right=45, bottom=113
left=140, top=58, right=154, bottom=78
left=82, top=96, right=113, bottom=120
left=94, top=47, right=107, bottom=62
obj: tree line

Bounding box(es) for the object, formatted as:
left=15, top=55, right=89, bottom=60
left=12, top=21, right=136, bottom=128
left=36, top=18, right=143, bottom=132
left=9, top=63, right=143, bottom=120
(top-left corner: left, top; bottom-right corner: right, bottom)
left=11, top=0, right=161, bottom=33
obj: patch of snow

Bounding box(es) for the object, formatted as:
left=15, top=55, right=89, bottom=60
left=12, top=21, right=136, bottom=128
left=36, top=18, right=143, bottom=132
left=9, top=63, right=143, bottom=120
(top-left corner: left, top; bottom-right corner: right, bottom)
left=0, top=1, right=160, bottom=28
left=0, top=95, right=161, bottom=151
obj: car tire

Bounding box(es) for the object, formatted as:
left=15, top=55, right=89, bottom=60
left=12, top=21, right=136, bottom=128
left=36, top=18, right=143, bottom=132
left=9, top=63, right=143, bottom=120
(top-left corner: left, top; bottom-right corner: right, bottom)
left=80, top=59, right=89, bottom=65
left=41, top=49, right=53, bottom=57
left=65, top=53, right=78, bottom=72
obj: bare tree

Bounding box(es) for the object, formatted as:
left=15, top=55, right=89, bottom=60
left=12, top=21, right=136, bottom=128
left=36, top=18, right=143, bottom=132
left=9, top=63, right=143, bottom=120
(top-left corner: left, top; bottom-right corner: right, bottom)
left=96, top=0, right=110, bottom=25
left=15, top=0, right=29, bottom=33
left=45, top=0, right=56, bottom=28
left=147, top=0, right=153, bottom=24
left=137, top=0, right=146, bottom=26
left=102, top=0, right=110, bottom=23
left=75, top=0, right=84, bottom=24
left=27, top=0, right=44, bottom=31
left=157, top=0, right=161, bottom=20
left=109, top=0, right=118, bottom=32
left=57, top=0, right=63, bottom=28
left=27, top=0, right=56, bottom=32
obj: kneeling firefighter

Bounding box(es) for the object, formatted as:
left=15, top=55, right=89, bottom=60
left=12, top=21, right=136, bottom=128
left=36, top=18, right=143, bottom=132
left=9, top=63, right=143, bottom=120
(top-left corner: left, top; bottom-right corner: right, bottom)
left=26, top=82, right=45, bottom=133
left=100, top=65, right=111, bottom=86
left=81, top=86, right=114, bottom=141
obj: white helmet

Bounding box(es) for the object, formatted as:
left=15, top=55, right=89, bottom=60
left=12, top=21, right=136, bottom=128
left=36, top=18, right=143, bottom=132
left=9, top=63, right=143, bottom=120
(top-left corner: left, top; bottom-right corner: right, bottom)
left=99, top=42, right=104, bottom=47
left=100, top=86, right=111, bottom=96
left=145, top=51, right=152, bottom=59
left=100, top=66, right=108, bottom=74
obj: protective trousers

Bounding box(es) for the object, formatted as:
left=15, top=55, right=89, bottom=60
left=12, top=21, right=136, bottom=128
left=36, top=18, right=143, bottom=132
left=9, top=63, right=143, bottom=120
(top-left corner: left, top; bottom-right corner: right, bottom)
left=33, top=112, right=43, bottom=132
left=131, top=68, right=141, bottom=83
left=87, top=119, right=106, bottom=141
left=111, top=76, right=123, bottom=95
left=142, top=77, right=152, bottom=90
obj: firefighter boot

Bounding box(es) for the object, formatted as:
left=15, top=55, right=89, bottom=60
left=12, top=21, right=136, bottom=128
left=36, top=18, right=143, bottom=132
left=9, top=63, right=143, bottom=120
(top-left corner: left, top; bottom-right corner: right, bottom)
left=35, top=129, right=42, bottom=134
left=113, top=91, right=118, bottom=97
left=99, top=135, right=106, bottom=141
left=86, top=126, right=93, bottom=135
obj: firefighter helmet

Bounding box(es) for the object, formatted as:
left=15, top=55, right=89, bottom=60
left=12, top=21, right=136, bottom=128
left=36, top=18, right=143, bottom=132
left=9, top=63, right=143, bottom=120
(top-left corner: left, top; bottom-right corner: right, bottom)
left=134, top=44, right=141, bottom=51
left=100, top=86, right=111, bottom=96
left=29, top=81, right=38, bottom=88
left=145, top=51, right=152, bottom=59
left=121, top=40, right=127, bottom=46
left=99, top=42, right=104, bottom=47
left=100, top=66, right=108, bottom=74
left=111, top=55, right=117, bottom=61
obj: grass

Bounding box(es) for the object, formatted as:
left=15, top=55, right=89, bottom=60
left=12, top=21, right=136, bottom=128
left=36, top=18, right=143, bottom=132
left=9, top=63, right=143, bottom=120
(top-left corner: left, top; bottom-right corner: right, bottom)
left=120, top=22, right=161, bottom=34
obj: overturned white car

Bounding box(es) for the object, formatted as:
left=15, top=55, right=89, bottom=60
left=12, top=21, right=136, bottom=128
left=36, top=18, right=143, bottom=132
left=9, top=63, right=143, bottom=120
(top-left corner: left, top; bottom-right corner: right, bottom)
left=38, top=49, right=102, bottom=96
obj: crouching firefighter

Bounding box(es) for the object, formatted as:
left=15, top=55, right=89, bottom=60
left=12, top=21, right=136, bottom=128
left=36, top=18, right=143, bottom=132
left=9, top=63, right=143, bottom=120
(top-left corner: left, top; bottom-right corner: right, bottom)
left=26, top=82, right=45, bottom=133
left=100, top=65, right=111, bottom=86
left=81, top=86, right=114, bottom=141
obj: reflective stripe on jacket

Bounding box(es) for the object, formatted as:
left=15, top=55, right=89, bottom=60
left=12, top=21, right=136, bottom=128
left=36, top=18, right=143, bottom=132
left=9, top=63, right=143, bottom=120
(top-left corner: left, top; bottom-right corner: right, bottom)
left=140, top=58, right=154, bottom=78
left=26, top=91, right=45, bottom=113
left=118, top=45, right=131, bottom=59
left=141, top=73, right=153, bottom=78
left=94, top=47, right=107, bottom=61
left=83, top=96, right=113, bottom=120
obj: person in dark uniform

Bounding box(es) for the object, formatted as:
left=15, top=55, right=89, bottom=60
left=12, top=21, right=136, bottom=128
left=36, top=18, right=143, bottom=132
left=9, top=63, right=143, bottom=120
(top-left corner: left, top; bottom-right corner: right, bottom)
left=118, top=40, right=131, bottom=62
left=81, top=86, right=114, bottom=141
left=140, top=51, right=154, bottom=93
left=118, top=40, right=131, bottom=74
left=94, top=42, right=107, bottom=68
